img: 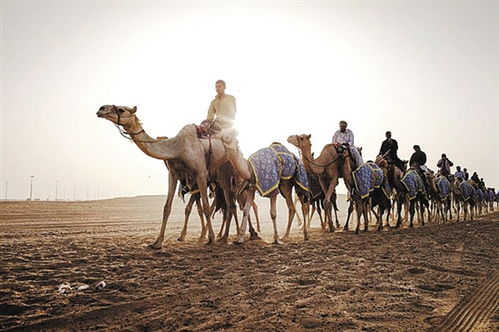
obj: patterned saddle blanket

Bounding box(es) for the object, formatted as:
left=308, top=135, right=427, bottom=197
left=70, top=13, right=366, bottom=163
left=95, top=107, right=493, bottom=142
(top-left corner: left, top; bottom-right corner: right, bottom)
left=352, top=162, right=390, bottom=199
left=435, top=175, right=451, bottom=199
left=459, top=180, right=475, bottom=201
left=489, top=189, right=497, bottom=202
left=483, top=189, right=495, bottom=202
left=248, top=142, right=309, bottom=196
left=476, top=189, right=484, bottom=202
left=401, top=169, right=426, bottom=200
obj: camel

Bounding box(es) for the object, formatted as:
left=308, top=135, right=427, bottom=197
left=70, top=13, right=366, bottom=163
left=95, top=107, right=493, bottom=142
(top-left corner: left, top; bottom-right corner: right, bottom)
left=287, top=134, right=351, bottom=232
left=293, top=173, right=330, bottom=232
left=96, top=105, right=251, bottom=248
left=234, top=144, right=311, bottom=244
left=427, top=172, right=452, bottom=223
left=384, top=163, right=429, bottom=228
left=343, top=160, right=392, bottom=233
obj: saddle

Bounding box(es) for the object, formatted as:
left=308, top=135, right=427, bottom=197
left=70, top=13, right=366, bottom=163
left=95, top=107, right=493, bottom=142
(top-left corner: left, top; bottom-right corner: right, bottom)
left=195, top=120, right=221, bottom=139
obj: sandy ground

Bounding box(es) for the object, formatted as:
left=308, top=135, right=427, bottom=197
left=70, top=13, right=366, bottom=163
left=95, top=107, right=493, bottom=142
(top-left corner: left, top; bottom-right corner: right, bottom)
left=0, top=196, right=498, bottom=331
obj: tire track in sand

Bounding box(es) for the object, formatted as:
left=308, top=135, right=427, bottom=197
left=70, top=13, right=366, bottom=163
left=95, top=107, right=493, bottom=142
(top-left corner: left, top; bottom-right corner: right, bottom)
left=432, top=270, right=499, bottom=331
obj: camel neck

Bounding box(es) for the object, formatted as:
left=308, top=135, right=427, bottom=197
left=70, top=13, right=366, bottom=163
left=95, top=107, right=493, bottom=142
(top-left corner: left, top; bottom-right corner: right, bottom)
left=124, top=123, right=177, bottom=160
left=300, top=144, right=324, bottom=175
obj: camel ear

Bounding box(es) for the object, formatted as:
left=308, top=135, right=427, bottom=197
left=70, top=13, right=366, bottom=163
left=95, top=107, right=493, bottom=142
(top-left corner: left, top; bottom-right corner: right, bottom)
left=307, top=134, right=311, bottom=139
left=131, top=106, right=137, bottom=113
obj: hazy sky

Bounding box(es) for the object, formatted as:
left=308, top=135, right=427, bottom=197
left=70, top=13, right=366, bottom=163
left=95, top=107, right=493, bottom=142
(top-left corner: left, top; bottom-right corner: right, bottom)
left=1, top=1, right=498, bottom=200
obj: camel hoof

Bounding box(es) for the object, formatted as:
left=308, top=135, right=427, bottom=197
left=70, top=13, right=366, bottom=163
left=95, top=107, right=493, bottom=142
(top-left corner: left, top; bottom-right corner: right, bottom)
left=217, top=237, right=228, bottom=244
left=377, top=226, right=383, bottom=232
left=355, top=229, right=360, bottom=234
left=304, top=235, right=310, bottom=241
left=177, top=237, right=185, bottom=242
left=280, top=236, right=290, bottom=242
left=342, top=226, right=349, bottom=232
left=233, top=240, right=244, bottom=245
left=249, top=234, right=261, bottom=241
left=273, top=239, right=283, bottom=245
left=148, top=242, right=162, bottom=250
left=205, top=239, right=215, bottom=245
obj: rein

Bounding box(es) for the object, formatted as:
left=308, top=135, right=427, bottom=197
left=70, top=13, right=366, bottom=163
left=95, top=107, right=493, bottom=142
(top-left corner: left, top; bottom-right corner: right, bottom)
left=112, top=105, right=157, bottom=143
left=298, top=147, right=340, bottom=168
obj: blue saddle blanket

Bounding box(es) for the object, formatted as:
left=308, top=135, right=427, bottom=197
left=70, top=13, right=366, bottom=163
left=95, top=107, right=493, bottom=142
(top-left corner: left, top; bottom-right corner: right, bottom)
left=248, top=143, right=309, bottom=196
left=401, top=169, right=425, bottom=200
left=476, top=189, right=484, bottom=202
left=352, top=162, right=390, bottom=199
left=435, top=176, right=451, bottom=199
left=459, top=181, right=475, bottom=201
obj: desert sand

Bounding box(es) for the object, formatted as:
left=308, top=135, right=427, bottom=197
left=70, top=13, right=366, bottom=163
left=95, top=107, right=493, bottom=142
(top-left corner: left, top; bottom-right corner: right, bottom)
left=0, top=196, right=497, bottom=331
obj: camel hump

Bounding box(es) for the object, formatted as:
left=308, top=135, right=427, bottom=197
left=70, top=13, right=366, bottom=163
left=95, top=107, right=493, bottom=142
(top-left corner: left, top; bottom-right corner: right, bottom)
left=177, top=124, right=198, bottom=138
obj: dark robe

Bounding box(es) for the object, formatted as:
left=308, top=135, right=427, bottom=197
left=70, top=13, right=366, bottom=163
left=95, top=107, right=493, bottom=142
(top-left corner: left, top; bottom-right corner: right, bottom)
left=410, top=151, right=427, bottom=166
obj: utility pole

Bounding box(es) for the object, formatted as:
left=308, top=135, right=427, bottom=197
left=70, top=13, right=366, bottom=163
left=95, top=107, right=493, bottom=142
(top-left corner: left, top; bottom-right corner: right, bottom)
left=4, top=182, right=8, bottom=200
left=55, top=180, right=58, bottom=201
left=29, top=176, right=34, bottom=200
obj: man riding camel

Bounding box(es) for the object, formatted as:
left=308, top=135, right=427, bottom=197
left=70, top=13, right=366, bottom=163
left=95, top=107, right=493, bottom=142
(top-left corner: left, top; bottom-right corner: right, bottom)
left=409, top=145, right=427, bottom=167
left=379, top=131, right=405, bottom=171
left=204, top=80, right=250, bottom=180
left=437, top=153, right=454, bottom=177
left=332, top=120, right=363, bottom=168
left=409, top=144, right=430, bottom=186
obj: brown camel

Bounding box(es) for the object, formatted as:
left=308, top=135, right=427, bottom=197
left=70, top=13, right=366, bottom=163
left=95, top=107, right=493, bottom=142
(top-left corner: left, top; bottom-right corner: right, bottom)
left=96, top=105, right=250, bottom=248
left=287, top=134, right=354, bottom=232
left=234, top=144, right=311, bottom=245
left=385, top=163, right=429, bottom=228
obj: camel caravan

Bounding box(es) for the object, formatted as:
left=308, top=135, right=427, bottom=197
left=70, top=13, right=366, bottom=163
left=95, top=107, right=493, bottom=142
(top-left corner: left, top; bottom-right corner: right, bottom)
left=96, top=80, right=498, bottom=248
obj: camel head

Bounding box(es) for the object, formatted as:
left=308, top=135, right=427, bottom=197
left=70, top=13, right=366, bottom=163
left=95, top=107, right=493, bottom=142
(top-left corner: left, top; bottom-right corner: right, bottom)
left=96, top=105, right=138, bottom=129
left=287, top=134, right=312, bottom=151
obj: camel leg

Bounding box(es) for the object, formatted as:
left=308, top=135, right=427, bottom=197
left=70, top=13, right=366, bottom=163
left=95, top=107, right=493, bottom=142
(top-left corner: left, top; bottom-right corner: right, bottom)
left=217, top=209, right=229, bottom=243
left=354, top=199, right=363, bottom=234
left=332, top=194, right=341, bottom=229
left=420, top=200, right=426, bottom=226
left=298, top=193, right=310, bottom=241
left=196, top=197, right=207, bottom=241
left=404, top=198, right=409, bottom=226
left=269, top=195, right=282, bottom=245
left=309, top=204, right=316, bottom=227
left=196, top=175, right=215, bottom=244
left=395, top=194, right=404, bottom=229
left=248, top=214, right=261, bottom=240
left=316, top=202, right=326, bottom=231
left=409, top=200, right=416, bottom=228
left=217, top=210, right=226, bottom=240
left=293, top=194, right=302, bottom=226
left=220, top=190, right=237, bottom=243
left=281, top=182, right=296, bottom=241
left=363, top=201, right=369, bottom=232
left=150, top=172, right=178, bottom=249
left=376, top=206, right=383, bottom=231
left=324, top=179, right=338, bottom=232
left=234, top=189, right=254, bottom=244
left=447, top=198, right=452, bottom=221
left=178, top=194, right=197, bottom=242
left=251, top=201, right=261, bottom=233
left=344, top=199, right=354, bottom=232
